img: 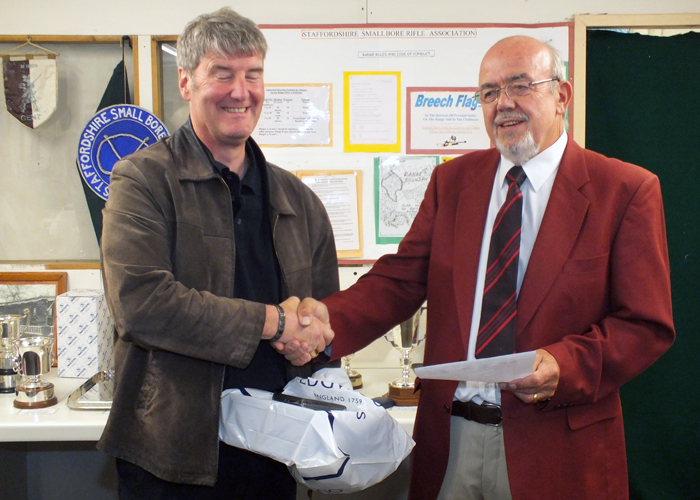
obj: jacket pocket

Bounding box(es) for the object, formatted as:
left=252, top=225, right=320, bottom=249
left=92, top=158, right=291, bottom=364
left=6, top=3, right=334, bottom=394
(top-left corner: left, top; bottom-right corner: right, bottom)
left=561, top=253, right=609, bottom=274
left=566, top=392, right=620, bottom=430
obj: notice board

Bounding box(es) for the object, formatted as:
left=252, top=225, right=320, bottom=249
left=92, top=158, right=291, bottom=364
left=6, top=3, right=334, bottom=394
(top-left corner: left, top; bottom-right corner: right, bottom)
left=250, top=23, right=573, bottom=260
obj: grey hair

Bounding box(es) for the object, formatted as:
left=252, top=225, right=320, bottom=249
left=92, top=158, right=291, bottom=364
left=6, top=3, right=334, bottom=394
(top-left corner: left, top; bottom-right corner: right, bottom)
left=177, top=7, right=267, bottom=75
left=544, top=42, right=566, bottom=91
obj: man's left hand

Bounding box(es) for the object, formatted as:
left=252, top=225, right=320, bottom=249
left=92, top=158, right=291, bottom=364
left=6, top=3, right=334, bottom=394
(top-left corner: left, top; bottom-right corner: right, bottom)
left=498, top=349, right=560, bottom=404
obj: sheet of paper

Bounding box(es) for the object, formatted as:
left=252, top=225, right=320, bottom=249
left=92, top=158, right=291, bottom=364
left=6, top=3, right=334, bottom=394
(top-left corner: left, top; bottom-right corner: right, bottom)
left=413, top=351, right=536, bottom=383
left=348, top=73, right=398, bottom=145
left=254, top=84, right=331, bottom=146
left=301, top=173, right=360, bottom=252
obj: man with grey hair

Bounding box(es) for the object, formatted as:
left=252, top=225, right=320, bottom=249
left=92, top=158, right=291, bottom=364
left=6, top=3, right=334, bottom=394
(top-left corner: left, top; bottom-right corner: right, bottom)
left=289, top=35, right=674, bottom=500
left=98, top=8, right=337, bottom=499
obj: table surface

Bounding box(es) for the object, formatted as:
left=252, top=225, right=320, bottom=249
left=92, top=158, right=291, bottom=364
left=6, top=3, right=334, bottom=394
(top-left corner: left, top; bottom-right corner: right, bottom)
left=1, top=367, right=416, bottom=442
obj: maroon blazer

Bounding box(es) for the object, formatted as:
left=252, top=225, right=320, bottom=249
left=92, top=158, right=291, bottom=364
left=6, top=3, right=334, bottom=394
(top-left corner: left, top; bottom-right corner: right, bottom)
left=324, top=137, right=674, bottom=500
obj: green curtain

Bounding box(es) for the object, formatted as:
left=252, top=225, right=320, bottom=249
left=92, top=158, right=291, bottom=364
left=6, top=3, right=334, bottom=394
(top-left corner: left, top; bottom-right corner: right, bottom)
left=586, top=29, right=700, bottom=499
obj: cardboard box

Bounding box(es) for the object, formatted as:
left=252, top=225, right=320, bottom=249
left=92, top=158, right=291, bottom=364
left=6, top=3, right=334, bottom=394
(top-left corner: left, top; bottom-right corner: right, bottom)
left=56, top=289, right=115, bottom=378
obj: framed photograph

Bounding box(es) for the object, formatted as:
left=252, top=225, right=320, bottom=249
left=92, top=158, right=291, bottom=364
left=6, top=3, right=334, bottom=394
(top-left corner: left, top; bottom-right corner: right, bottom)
left=0, top=272, right=68, bottom=366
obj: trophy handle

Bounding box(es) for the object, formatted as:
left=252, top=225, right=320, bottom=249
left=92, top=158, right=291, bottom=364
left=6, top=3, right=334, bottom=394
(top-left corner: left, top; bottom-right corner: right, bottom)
left=412, top=305, right=428, bottom=345
left=11, top=352, right=21, bottom=374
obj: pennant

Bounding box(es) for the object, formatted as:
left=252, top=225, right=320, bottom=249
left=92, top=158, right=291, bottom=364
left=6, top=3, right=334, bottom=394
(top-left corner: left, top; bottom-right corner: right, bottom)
left=79, top=58, right=132, bottom=242
left=2, top=56, right=58, bottom=129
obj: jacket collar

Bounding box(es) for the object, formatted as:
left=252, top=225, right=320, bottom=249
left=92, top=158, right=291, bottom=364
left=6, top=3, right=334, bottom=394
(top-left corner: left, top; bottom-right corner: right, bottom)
left=516, top=135, right=591, bottom=335
left=169, top=119, right=296, bottom=217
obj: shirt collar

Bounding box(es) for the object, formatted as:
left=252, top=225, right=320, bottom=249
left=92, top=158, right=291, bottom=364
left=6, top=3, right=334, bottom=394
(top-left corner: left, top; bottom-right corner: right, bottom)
left=192, top=124, right=261, bottom=195
left=497, top=132, right=568, bottom=192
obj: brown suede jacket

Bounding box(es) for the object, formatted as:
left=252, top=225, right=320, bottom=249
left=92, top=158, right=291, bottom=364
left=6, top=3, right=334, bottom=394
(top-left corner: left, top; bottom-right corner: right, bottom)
left=97, top=121, right=339, bottom=486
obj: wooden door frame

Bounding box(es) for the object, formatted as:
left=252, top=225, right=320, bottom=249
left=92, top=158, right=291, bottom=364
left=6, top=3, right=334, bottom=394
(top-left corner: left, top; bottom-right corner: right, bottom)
left=573, top=13, right=700, bottom=147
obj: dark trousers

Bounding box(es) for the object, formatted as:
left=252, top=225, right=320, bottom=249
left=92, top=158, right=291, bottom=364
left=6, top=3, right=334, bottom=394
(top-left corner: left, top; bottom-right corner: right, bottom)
left=116, top=441, right=296, bottom=500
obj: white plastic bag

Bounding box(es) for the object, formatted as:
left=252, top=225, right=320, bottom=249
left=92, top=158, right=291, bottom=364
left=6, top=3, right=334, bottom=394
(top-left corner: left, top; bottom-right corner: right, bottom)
left=219, top=368, right=414, bottom=493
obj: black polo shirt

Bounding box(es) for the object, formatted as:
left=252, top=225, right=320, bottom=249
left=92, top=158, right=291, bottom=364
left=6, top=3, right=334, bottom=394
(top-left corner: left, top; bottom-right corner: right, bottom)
left=195, top=134, right=287, bottom=392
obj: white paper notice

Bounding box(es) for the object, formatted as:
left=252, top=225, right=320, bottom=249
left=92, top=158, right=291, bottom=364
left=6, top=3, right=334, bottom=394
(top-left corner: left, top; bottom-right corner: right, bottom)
left=348, top=73, right=398, bottom=144
left=301, top=173, right=360, bottom=252
left=414, top=351, right=536, bottom=383
left=254, top=85, right=331, bottom=145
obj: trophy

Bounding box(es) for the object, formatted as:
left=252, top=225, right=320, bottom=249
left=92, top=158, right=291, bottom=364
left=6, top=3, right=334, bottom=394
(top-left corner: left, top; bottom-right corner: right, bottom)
left=0, top=314, right=28, bottom=395
left=384, top=305, right=427, bottom=406
left=342, top=353, right=363, bottom=389
left=12, top=335, right=58, bottom=409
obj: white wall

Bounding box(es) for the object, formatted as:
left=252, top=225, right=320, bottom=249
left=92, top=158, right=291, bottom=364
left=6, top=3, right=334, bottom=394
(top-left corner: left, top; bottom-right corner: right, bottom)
left=364, top=0, right=699, bottom=23
left=1, top=0, right=698, bottom=34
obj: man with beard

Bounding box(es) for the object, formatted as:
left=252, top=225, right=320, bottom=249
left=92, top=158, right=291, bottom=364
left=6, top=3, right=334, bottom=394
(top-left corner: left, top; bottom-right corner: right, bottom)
left=284, top=36, right=674, bottom=500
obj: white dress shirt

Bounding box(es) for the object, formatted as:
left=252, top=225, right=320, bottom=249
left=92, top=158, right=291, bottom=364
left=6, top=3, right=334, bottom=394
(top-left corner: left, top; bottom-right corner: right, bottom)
left=454, top=132, right=568, bottom=405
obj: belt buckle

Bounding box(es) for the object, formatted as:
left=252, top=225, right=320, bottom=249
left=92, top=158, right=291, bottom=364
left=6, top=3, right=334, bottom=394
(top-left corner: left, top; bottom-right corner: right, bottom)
left=479, top=401, right=502, bottom=427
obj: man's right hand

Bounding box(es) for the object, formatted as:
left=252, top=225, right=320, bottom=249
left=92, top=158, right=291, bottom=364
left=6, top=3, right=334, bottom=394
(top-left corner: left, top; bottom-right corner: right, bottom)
left=266, top=297, right=333, bottom=366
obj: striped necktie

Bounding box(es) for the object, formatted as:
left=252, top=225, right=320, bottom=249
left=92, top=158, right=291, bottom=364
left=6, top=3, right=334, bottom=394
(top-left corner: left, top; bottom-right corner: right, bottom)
left=476, top=165, right=527, bottom=358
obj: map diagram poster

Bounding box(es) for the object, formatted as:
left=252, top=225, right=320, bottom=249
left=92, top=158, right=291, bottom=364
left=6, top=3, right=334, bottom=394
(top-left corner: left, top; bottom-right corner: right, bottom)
left=375, top=155, right=439, bottom=243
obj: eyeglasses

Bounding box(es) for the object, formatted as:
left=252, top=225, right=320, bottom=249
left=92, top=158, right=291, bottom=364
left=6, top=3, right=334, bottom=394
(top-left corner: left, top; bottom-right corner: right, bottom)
left=474, top=78, right=560, bottom=104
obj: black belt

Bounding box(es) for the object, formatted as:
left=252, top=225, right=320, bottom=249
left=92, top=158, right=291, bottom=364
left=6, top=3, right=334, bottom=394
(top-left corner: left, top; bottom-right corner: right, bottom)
left=451, top=400, right=502, bottom=426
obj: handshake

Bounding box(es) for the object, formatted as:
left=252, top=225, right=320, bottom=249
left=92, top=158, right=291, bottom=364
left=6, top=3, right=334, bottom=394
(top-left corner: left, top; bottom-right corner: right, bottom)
left=265, top=297, right=332, bottom=366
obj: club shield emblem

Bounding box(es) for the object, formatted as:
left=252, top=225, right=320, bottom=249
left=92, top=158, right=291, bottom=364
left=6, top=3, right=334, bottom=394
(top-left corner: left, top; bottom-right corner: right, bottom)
left=76, top=104, right=168, bottom=200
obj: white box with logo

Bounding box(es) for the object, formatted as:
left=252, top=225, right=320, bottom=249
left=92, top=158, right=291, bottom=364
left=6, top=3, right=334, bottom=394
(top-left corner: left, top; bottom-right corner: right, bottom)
left=56, top=289, right=115, bottom=378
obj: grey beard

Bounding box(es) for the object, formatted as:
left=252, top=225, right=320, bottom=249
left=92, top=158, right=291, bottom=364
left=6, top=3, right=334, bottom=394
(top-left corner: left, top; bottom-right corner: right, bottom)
left=495, top=128, right=539, bottom=165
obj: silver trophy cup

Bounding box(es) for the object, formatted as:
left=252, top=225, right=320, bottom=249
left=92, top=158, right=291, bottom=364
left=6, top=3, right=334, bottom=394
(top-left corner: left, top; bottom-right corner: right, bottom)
left=12, top=335, right=58, bottom=409
left=1, top=314, right=28, bottom=394
left=342, top=353, right=363, bottom=389
left=384, top=305, right=427, bottom=405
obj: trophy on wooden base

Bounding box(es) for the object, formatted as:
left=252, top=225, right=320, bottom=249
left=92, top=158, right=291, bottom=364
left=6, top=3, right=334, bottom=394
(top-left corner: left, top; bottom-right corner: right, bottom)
left=342, top=353, right=363, bottom=389
left=12, top=336, right=58, bottom=409
left=1, top=314, right=27, bottom=394
left=384, top=306, right=427, bottom=406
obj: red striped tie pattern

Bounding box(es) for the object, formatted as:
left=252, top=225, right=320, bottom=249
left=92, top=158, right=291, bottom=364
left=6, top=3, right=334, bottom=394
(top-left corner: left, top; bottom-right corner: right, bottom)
left=476, top=165, right=527, bottom=359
